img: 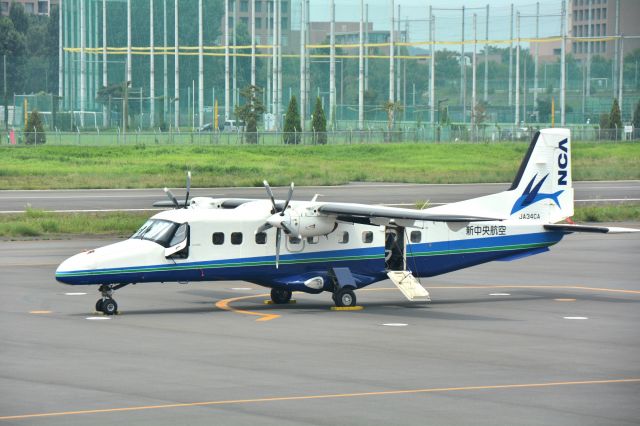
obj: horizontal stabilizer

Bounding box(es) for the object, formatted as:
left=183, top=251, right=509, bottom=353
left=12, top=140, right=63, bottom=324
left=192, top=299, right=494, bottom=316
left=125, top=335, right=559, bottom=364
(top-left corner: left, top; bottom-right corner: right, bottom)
left=544, top=224, right=640, bottom=234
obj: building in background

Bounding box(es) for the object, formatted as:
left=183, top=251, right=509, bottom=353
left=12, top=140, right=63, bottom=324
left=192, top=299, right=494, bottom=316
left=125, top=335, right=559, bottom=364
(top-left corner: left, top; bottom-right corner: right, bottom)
left=1, top=0, right=59, bottom=16
left=221, top=0, right=293, bottom=51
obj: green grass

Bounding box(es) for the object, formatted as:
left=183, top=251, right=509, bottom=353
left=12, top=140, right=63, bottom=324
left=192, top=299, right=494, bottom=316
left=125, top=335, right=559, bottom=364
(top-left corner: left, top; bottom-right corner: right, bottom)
left=0, top=142, right=638, bottom=189
left=1, top=205, right=637, bottom=239
left=0, top=209, right=149, bottom=238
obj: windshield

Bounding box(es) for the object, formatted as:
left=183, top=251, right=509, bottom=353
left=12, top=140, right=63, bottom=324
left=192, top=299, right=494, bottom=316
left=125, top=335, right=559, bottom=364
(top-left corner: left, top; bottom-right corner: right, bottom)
left=131, top=219, right=180, bottom=248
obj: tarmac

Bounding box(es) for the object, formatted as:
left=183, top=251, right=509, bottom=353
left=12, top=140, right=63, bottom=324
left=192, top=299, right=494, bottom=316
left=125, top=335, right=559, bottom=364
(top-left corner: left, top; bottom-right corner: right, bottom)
left=1, top=230, right=639, bottom=425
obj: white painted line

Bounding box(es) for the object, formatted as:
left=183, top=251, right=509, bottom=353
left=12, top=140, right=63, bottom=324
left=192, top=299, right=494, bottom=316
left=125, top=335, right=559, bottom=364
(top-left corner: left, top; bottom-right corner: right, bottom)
left=563, top=316, right=589, bottom=320
left=231, top=287, right=253, bottom=291
left=65, top=292, right=87, bottom=296
left=382, top=323, right=408, bottom=327
left=490, top=293, right=511, bottom=296
left=86, top=316, right=111, bottom=321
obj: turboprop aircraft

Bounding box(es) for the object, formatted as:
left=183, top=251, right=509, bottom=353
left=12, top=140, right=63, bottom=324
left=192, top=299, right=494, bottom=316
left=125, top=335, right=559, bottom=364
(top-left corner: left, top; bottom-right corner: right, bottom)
left=56, top=128, right=638, bottom=315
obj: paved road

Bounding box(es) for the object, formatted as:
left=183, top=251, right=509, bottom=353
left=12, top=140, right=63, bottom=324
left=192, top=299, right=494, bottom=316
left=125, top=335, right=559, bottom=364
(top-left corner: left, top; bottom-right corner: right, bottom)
left=1, top=232, right=639, bottom=425
left=1, top=180, right=639, bottom=212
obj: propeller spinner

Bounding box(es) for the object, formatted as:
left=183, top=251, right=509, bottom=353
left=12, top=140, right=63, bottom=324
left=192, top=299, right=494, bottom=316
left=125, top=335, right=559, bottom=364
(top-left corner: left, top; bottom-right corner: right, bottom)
left=258, top=181, right=297, bottom=268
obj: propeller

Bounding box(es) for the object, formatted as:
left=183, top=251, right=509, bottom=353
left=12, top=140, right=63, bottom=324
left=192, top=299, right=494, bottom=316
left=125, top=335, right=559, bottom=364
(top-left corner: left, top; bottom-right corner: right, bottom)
left=162, top=171, right=192, bottom=209
left=257, top=181, right=296, bottom=269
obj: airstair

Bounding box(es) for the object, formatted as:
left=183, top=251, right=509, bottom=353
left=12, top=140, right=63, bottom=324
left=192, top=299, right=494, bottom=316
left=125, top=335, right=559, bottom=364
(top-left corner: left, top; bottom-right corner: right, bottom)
left=386, top=271, right=431, bottom=302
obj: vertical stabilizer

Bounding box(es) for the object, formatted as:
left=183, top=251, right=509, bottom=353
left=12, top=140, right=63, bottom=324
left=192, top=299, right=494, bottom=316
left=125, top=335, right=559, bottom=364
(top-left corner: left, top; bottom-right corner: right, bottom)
left=424, top=129, right=574, bottom=223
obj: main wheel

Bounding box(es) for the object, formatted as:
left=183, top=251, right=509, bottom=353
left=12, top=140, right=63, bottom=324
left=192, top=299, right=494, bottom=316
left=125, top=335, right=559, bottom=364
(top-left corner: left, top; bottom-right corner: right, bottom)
left=270, top=288, right=292, bottom=304
left=95, top=299, right=104, bottom=312
left=334, top=289, right=356, bottom=307
left=101, top=298, right=118, bottom=315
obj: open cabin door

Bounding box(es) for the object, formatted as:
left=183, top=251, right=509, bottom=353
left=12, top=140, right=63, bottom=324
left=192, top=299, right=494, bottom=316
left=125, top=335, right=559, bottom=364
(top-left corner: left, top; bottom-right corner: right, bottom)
left=385, top=226, right=405, bottom=271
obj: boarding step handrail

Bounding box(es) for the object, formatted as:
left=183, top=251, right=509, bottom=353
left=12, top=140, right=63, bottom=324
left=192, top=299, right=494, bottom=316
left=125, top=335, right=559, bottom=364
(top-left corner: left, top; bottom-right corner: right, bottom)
left=386, top=271, right=431, bottom=302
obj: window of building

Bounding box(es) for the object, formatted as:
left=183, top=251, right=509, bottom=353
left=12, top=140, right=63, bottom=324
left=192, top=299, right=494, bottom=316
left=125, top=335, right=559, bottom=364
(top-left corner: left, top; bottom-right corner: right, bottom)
left=0, top=2, right=9, bottom=14
left=241, top=17, right=248, bottom=26
left=281, top=17, right=288, bottom=30
left=307, top=236, right=319, bottom=244
left=338, top=231, right=349, bottom=244
left=255, top=17, right=262, bottom=29
left=362, top=231, right=373, bottom=243
left=281, top=1, right=288, bottom=13
left=24, top=3, right=34, bottom=13
left=255, top=232, right=267, bottom=244
left=255, top=1, right=262, bottom=12
left=240, top=0, right=248, bottom=12
left=553, top=48, right=561, bottom=56
left=602, top=23, right=606, bottom=35
left=603, top=8, right=607, bottom=19
left=410, top=231, right=422, bottom=243
left=231, top=232, right=243, bottom=245
left=38, top=1, right=48, bottom=14
left=596, top=8, right=601, bottom=19
left=212, top=232, right=225, bottom=245
left=601, top=41, right=606, bottom=53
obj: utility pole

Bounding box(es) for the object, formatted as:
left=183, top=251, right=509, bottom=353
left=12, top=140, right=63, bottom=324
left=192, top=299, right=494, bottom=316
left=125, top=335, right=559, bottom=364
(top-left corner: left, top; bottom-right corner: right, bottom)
left=102, top=0, right=108, bottom=127
left=389, top=0, right=395, bottom=104
left=329, top=0, right=335, bottom=127
left=277, top=0, right=282, bottom=127
left=613, top=0, right=620, bottom=99
left=271, top=0, right=277, bottom=119
left=224, top=0, right=230, bottom=120
left=233, top=0, right=238, bottom=111
left=150, top=0, right=156, bottom=128
left=618, top=36, right=624, bottom=118
left=586, top=0, right=592, bottom=98
left=64, top=2, right=69, bottom=110
left=560, top=0, right=566, bottom=126
left=515, top=11, right=520, bottom=126
left=472, top=13, right=477, bottom=135
left=251, top=0, right=256, bottom=87
left=358, top=0, right=364, bottom=130
left=484, top=4, right=489, bottom=103
left=126, top=0, right=131, bottom=85
left=174, top=0, right=180, bottom=128
left=198, top=0, right=203, bottom=128
left=58, top=1, right=63, bottom=105
left=429, top=8, right=435, bottom=125
left=163, top=0, right=168, bottom=127
left=80, top=0, right=86, bottom=127
left=299, top=0, right=305, bottom=130
left=509, top=3, right=513, bottom=107
left=460, top=6, right=466, bottom=122
left=365, top=4, right=369, bottom=92
left=534, top=2, right=539, bottom=113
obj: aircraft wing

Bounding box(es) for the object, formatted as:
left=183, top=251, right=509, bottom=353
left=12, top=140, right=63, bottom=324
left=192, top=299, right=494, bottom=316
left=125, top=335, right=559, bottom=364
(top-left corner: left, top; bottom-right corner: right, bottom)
left=544, top=224, right=640, bottom=234
left=317, top=202, right=504, bottom=224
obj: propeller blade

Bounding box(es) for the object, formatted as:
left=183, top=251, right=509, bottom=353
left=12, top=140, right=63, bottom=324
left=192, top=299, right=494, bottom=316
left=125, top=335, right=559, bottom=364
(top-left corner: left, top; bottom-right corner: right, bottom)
left=281, top=182, right=295, bottom=216
left=184, top=171, right=192, bottom=208
left=255, top=222, right=273, bottom=234
left=263, top=180, right=277, bottom=212
left=164, top=187, right=180, bottom=208
left=275, top=228, right=281, bottom=269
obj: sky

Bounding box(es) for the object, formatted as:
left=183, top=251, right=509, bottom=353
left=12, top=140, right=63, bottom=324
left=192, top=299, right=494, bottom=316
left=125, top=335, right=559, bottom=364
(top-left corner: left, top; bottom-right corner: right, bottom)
left=300, top=0, right=565, bottom=42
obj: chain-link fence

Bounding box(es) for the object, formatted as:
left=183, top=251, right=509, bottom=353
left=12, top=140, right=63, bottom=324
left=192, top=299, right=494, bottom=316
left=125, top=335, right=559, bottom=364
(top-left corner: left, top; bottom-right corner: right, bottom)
left=2, top=125, right=638, bottom=147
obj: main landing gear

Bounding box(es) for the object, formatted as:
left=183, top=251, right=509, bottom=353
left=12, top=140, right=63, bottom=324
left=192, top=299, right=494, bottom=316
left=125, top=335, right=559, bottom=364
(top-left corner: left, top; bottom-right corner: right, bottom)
left=96, top=284, right=129, bottom=315
left=270, top=288, right=292, bottom=304
left=332, top=288, right=357, bottom=307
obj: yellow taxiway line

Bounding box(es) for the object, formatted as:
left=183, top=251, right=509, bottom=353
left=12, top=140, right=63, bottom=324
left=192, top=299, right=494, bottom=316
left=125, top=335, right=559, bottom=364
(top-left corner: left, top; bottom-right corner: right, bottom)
left=1, top=378, right=638, bottom=421
left=214, top=285, right=640, bottom=322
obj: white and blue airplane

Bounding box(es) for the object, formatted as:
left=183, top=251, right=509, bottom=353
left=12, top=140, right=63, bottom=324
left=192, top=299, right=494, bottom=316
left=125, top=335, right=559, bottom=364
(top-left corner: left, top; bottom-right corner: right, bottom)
left=56, top=129, right=638, bottom=315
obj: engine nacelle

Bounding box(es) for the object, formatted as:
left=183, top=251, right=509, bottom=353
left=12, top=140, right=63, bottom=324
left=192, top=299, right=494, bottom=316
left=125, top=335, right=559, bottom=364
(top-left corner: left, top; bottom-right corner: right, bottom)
left=293, top=214, right=337, bottom=238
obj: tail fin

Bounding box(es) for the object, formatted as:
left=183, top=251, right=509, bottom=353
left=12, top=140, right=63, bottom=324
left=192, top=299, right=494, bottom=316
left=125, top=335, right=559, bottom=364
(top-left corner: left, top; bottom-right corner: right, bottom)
left=425, top=128, right=574, bottom=223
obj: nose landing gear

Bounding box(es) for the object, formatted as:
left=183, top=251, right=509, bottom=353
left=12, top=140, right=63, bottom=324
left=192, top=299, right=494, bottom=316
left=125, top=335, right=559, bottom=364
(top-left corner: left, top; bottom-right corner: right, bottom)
left=96, top=284, right=129, bottom=315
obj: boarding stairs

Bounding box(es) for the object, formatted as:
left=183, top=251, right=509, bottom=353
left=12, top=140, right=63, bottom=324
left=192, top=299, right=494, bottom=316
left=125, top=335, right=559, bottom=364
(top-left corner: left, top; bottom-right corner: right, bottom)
left=387, top=271, right=431, bottom=302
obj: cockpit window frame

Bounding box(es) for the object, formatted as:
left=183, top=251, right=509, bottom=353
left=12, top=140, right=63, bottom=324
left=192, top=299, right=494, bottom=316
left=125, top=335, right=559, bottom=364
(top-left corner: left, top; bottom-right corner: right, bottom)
left=130, top=219, right=182, bottom=248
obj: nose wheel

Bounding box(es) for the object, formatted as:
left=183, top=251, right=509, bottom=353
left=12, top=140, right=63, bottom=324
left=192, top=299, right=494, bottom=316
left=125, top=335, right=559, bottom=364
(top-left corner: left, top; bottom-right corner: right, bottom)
left=270, top=288, right=292, bottom=304
left=332, top=288, right=357, bottom=307
left=96, top=284, right=128, bottom=315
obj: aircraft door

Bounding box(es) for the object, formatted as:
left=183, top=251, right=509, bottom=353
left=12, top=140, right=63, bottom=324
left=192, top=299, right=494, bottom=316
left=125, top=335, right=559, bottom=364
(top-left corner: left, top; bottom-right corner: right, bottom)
left=385, top=226, right=405, bottom=271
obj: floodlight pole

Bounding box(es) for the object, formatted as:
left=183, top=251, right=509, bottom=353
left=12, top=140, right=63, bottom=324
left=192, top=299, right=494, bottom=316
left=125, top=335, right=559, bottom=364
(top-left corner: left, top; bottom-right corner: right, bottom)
left=389, top=0, right=395, bottom=104
left=586, top=0, right=592, bottom=98
left=150, top=0, right=156, bottom=128
left=251, top=0, right=256, bottom=87
left=365, top=4, right=369, bottom=92
left=198, top=0, right=203, bottom=128
left=484, top=4, right=489, bottom=103
left=163, top=0, right=168, bottom=127
left=460, top=6, right=466, bottom=123
left=515, top=11, right=520, bottom=126
left=102, top=0, right=108, bottom=127
left=560, top=0, right=566, bottom=126
left=299, top=0, right=306, bottom=130
left=80, top=0, right=86, bottom=127
left=534, top=2, right=539, bottom=111
left=58, top=2, right=63, bottom=103
left=224, top=0, right=229, bottom=121
left=472, top=13, right=477, bottom=135
left=429, top=10, right=435, bottom=126
left=329, top=0, right=335, bottom=127
left=174, top=0, right=180, bottom=128
left=508, top=3, right=513, bottom=107
left=358, top=0, right=364, bottom=130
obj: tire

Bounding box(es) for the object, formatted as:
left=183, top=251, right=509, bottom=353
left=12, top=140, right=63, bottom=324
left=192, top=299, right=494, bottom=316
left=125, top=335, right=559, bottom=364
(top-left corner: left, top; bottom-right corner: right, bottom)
left=95, top=299, right=104, bottom=312
left=335, top=289, right=356, bottom=307
left=102, top=298, right=118, bottom=315
left=270, top=288, right=292, bottom=304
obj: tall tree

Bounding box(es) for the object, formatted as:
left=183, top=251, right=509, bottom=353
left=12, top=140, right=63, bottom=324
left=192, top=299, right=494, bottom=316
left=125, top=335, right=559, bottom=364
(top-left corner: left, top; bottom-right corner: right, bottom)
left=283, top=96, right=300, bottom=144
left=311, top=96, right=326, bottom=144
left=608, top=98, right=622, bottom=130
left=235, top=85, right=265, bottom=144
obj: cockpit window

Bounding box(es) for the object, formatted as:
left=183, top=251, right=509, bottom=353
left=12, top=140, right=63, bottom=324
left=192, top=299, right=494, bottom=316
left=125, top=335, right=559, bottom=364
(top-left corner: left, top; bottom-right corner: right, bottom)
left=131, top=219, right=180, bottom=248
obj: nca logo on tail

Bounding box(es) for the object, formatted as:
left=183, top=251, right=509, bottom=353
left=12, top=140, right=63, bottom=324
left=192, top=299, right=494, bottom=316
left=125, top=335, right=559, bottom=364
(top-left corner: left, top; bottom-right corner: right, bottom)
left=557, top=138, right=569, bottom=186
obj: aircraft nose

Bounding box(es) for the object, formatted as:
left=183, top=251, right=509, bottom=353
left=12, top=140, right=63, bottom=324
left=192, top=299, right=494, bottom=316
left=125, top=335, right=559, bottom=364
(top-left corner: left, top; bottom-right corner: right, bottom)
left=55, top=250, right=97, bottom=285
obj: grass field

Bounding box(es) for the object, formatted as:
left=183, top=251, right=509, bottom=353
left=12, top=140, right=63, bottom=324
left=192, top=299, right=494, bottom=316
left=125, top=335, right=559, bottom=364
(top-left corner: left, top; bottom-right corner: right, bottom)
left=1, top=141, right=639, bottom=189
left=1, top=204, right=638, bottom=239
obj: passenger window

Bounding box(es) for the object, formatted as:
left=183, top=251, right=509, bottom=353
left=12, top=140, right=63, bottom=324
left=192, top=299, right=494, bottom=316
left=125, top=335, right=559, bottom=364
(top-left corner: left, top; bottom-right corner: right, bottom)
left=231, top=232, right=243, bottom=245
left=307, top=236, right=319, bottom=244
left=362, top=231, right=373, bottom=243
left=255, top=232, right=267, bottom=244
left=212, top=232, right=224, bottom=245
left=338, top=231, right=349, bottom=244
left=410, top=231, right=422, bottom=243
left=289, top=236, right=302, bottom=244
